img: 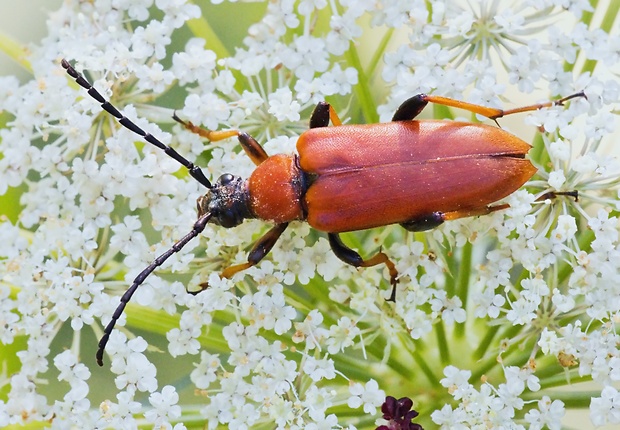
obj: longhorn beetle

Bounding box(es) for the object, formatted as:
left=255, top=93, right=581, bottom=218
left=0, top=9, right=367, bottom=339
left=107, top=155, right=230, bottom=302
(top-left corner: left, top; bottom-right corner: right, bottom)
left=61, top=59, right=586, bottom=366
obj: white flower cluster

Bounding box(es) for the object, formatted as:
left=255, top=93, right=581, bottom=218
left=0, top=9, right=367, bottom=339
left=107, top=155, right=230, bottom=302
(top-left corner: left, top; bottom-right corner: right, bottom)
left=0, top=0, right=618, bottom=429
left=433, top=366, right=565, bottom=429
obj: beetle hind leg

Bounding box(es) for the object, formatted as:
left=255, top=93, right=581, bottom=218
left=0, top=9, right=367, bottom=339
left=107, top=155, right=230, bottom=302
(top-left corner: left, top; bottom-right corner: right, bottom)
left=328, top=233, right=399, bottom=302
left=392, top=91, right=587, bottom=123
left=401, top=204, right=511, bottom=232
left=400, top=212, right=446, bottom=232
left=442, top=204, right=510, bottom=221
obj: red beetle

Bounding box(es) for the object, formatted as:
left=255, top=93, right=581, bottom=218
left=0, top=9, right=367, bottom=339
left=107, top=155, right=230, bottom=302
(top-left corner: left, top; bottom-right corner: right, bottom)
left=61, top=59, right=584, bottom=365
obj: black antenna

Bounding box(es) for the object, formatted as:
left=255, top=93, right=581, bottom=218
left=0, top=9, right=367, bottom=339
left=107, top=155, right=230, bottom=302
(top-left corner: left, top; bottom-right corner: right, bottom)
left=61, top=59, right=212, bottom=189
left=96, top=212, right=212, bottom=366
left=62, top=59, right=214, bottom=366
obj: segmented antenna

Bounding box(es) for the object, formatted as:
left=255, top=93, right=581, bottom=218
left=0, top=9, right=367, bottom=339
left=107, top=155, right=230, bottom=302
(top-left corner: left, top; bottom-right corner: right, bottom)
left=96, top=212, right=212, bottom=366
left=61, top=59, right=212, bottom=189
left=62, top=59, right=215, bottom=366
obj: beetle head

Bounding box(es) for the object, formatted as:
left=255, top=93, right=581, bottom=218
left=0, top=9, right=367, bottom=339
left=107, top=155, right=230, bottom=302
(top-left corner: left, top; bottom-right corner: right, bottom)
left=197, top=173, right=252, bottom=228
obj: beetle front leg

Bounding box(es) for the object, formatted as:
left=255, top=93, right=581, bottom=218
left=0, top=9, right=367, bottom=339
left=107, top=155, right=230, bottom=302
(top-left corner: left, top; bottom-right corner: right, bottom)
left=328, top=233, right=399, bottom=302
left=173, top=113, right=268, bottom=166
left=217, top=222, right=289, bottom=280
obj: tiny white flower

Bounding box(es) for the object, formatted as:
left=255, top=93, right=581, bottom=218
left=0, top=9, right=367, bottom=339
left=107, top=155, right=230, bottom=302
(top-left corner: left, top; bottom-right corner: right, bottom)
left=145, top=385, right=182, bottom=427
left=135, top=62, right=174, bottom=93
left=191, top=351, right=221, bottom=389
left=590, top=385, right=620, bottom=426
left=551, top=215, right=577, bottom=243
left=347, top=379, right=385, bottom=414
left=114, top=353, right=158, bottom=394
left=268, top=88, right=301, bottom=122
left=547, top=169, right=566, bottom=189
left=302, top=355, right=336, bottom=382
left=326, top=317, right=361, bottom=354
left=524, top=396, right=565, bottom=430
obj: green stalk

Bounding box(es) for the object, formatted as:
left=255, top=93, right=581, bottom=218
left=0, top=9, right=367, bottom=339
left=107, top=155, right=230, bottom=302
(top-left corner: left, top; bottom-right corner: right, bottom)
left=0, top=31, right=31, bottom=72
left=345, top=45, right=378, bottom=123
left=366, top=28, right=394, bottom=79
left=454, top=241, right=472, bottom=338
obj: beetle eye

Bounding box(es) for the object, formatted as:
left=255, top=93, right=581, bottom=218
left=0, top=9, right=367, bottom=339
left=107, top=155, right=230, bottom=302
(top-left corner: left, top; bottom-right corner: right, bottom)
left=218, top=209, right=237, bottom=228
left=219, top=173, right=234, bottom=185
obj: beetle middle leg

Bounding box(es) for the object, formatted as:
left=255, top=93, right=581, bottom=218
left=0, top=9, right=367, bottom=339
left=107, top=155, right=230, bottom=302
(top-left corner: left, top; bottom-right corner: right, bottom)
left=173, top=113, right=269, bottom=166
left=197, top=223, right=289, bottom=288
left=328, top=233, right=399, bottom=301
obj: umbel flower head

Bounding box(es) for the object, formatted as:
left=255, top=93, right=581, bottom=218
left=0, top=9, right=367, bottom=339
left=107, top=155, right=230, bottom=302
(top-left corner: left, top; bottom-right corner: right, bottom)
left=0, top=1, right=619, bottom=429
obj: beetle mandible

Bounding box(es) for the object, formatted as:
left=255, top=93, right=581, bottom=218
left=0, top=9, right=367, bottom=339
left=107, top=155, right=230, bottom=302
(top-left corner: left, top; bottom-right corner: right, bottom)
left=61, top=59, right=585, bottom=366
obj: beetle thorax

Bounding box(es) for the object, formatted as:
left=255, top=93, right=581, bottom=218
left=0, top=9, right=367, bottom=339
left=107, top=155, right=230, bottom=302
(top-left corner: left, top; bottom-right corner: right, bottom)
left=247, top=154, right=306, bottom=224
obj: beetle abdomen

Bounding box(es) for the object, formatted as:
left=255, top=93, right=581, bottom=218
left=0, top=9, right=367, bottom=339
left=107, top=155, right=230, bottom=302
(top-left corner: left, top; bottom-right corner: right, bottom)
left=248, top=154, right=305, bottom=223
left=298, top=121, right=537, bottom=232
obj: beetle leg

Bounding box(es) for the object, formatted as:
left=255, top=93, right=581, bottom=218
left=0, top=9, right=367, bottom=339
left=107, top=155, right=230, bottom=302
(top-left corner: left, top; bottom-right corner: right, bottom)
left=173, top=113, right=268, bottom=166
left=310, top=101, right=343, bottom=128
left=443, top=204, right=510, bottom=221
left=394, top=92, right=586, bottom=124
left=236, top=132, right=270, bottom=166
left=392, top=94, right=429, bottom=121
left=535, top=190, right=579, bottom=202
left=328, top=233, right=399, bottom=301
left=401, top=204, right=512, bottom=231
left=400, top=212, right=446, bottom=231
left=217, top=222, right=289, bottom=280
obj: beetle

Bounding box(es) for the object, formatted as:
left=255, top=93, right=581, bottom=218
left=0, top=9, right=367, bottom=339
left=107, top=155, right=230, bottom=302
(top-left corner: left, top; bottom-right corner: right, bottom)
left=61, top=59, right=585, bottom=365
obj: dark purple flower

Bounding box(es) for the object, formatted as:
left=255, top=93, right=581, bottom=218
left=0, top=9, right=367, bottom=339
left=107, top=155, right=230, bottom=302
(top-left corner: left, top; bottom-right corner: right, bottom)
left=375, top=396, right=424, bottom=430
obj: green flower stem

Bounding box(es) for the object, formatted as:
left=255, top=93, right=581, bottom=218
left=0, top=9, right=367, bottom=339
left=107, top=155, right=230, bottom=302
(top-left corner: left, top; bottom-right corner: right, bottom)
left=535, top=360, right=579, bottom=382
left=185, top=9, right=230, bottom=58
left=366, top=28, right=394, bottom=80
left=528, top=132, right=547, bottom=167
left=537, top=371, right=592, bottom=390
left=523, top=390, right=596, bottom=408
left=443, top=242, right=458, bottom=298
left=433, top=103, right=455, bottom=121
left=469, top=354, right=504, bottom=382
left=435, top=320, right=450, bottom=365
left=455, top=241, right=473, bottom=338
left=0, top=31, right=31, bottom=72
left=473, top=324, right=500, bottom=360
left=125, top=303, right=230, bottom=353
left=345, top=45, right=378, bottom=123
left=412, top=339, right=442, bottom=386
